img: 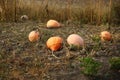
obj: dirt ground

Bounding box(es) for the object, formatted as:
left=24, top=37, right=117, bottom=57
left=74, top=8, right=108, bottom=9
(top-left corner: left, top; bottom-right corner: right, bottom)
left=0, top=21, right=120, bottom=80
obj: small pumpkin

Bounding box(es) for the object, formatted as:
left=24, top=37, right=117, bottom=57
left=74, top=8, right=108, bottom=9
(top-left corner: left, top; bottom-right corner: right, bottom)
left=46, top=36, right=63, bottom=51
left=100, top=31, right=111, bottom=41
left=28, top=30, right=40, bottom=42
left=20, top=15, right=29, bottom=21
left=67, top=34, right=84, bottom=49
left=46, top=20, right=61, bottom=28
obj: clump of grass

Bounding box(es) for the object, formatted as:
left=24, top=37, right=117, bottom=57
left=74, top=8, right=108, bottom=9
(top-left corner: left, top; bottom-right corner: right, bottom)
left=89, top=34, right=101, bottom=52
left=91, top=35, right=100, bottom=43
left=79, top=57, right=101, bottom=76
left=109, top=57, right=120, bottom=70
left=68, top=44, right=81, bottom=51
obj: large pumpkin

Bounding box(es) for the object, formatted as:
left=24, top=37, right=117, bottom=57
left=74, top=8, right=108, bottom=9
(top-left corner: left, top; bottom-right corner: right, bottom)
left=100, top=31, right=111, bottom=41
left=28, top=30, right=40, bottom=42
left=67, top=34, right=84, bottom=49
left=46, top=20, right=61, bottom=28
left=46, top=36, right=63, bottom=51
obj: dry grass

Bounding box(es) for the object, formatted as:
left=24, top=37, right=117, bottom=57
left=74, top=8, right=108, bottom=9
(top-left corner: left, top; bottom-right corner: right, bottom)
left=0, top=0, right=120, bottom=24
left=0, top=21, right=120, bottom=80
left=0, top=1, right=120, bottom=80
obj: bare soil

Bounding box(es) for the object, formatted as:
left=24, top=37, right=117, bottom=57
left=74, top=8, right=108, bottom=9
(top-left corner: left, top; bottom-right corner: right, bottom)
left=0, top=21, right=120, bottom=80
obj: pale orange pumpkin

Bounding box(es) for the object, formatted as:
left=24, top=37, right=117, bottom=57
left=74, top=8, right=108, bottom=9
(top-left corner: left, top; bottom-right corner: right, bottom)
left=46, top=20, right=61, bottom=28
left=67, top=34, right=84, bottom=49
left=46, top=36, right=63, bottom=51
left=28, top=30, right=40, bottom=42
left=100, top=31, right=111, bottom=41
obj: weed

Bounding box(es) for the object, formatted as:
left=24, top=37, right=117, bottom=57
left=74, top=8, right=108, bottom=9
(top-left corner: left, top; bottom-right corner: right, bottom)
left=90, top=35, right=101, bottom=51
left=109, top=57, right=120, bottom=70
left=79, top=57, right=101, bottom=76
left=68, top=44, right=82, bottom=51
left=91, top=35, right=100, bottom=43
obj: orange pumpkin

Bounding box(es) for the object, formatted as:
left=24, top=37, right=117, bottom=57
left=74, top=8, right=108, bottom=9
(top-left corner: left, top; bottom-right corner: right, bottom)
left=28, top=30, right=40, bottom=42
left=100, top=31, right=111, bottom=41
left=47, top=20, right=61, bottom=28
left=67, top=34, right=84, bottom=48
left=46, top=36, right=63, bottom=51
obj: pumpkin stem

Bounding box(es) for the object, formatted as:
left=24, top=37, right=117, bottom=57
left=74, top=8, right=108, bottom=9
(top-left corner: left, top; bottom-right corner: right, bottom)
left=52, top=51, right=60, bottom=59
